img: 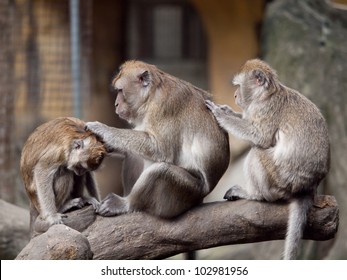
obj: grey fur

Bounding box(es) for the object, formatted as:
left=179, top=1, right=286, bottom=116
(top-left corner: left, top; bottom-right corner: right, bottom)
left=206, top=59, right=330, bottom=259
left=86, top=60, right=230, bottom=218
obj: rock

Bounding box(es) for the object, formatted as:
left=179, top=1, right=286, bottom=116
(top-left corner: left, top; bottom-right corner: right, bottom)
left=0, top=199, right=30, bottom=259
left=16, top=224, right=93, bottom=260
left=262, top=0, right=347, bottom=259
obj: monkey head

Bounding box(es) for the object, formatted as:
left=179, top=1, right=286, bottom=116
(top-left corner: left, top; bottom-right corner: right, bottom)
left=67, top=135, right=106, bottom=176
left=111, top=61, right=160, bottom=125
left=232, top=59, right=280, bottom=110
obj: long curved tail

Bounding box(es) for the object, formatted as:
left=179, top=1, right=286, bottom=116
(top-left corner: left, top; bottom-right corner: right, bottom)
left=283, top=195, right=313, bottom=260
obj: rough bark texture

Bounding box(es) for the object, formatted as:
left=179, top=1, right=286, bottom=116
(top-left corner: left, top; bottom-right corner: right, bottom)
left=12, top=195, right=338, bottom=260
left=262, top=0, right=347, bottom=259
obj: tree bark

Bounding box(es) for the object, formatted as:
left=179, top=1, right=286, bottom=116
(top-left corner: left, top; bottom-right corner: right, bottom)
left=14, top=195, right=338, bottom=260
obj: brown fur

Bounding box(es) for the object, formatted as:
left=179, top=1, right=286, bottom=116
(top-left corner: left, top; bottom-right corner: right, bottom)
left=20, top=117, right=106, bottom=236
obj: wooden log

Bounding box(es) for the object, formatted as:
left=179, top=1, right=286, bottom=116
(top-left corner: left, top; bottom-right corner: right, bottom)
left=14, top=195, right=338, bottom=259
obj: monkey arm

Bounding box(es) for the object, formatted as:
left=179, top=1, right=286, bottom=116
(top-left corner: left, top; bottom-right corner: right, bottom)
left=207, top=111, right=271, bottom=149
left=32, top=163, right=69, bottom=227
left=220, top=104, right=242, bottom=118
left=33, top=163, right=60, bottom=218
left=206, top=100, right=274, bottom=148
left=86, top=121, right=164, bottom=161
left=220, top=116, right=273, bottom=148
left=206, top=100, right=242, bottom=118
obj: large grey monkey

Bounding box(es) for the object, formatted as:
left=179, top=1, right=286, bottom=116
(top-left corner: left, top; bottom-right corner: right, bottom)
left=86, top=60, right=230, bottom=218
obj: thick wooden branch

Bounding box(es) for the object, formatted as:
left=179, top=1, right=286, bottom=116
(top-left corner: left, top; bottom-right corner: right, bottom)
left=15, top=195, right=338, bottom=260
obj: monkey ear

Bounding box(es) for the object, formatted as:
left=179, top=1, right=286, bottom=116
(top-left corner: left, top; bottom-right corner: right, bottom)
left=138, top=71, right=150, bottom=87
left=253, top=69, right=268, bottom=87
left=72, top=139, right=84, bottom=150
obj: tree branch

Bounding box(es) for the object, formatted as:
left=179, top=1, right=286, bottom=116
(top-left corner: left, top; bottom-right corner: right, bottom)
left=15, top=195, right=338, bottom=260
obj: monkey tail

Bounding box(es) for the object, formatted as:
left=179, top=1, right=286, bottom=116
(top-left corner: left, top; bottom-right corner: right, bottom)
left=283, top=195, right=313, bottom=260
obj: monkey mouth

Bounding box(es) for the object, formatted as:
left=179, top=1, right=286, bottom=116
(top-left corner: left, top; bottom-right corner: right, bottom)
left=115, top=110, right=130, bottom=121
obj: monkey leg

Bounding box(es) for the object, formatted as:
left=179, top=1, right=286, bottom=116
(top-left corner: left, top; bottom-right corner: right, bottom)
left=127, top=162, right=204, bottom=218
left=225, top=148, right=293, bottom=202
left=96, top=162, right=204, bottom=218
left=224, top=148, right=270, bottom=202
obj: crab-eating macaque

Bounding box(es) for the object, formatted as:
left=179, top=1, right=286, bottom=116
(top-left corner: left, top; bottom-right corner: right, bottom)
left=206, top=59, right=330, bottom=260
left=20, top=117, right=107, bottom=236
left=86, top=60, right=230, bottom=218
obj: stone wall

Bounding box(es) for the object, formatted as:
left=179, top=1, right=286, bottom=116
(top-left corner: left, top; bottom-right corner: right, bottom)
left=262, top=0, right=347, bottom=259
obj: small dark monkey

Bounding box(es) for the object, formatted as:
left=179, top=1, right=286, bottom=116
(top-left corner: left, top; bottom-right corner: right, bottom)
left=20, top=117, right=106, bottom=236
left=86, top=60, right=230, bottom=218
left=206, top=59, right=330, bottom=259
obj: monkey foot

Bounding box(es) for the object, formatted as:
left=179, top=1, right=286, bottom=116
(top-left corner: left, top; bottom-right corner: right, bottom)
left=96, top=193, right=129, bottom=217
left=223, top=185, right=243, bottom=201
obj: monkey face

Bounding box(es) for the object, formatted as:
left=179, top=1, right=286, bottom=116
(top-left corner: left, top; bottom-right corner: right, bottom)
left=115, top=91, right=131, bottom=121
left=234, top=87, right=241, bottom=107
left=232, top=73, right=254, bottom=109
left=68, top=137, right=106, bottom=176
left=111, top=61, right=152, bottom=124
left=232, top=66, right=274, bottom=110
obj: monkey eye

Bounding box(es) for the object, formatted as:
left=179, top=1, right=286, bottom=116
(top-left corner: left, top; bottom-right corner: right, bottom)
left=111, top=87, right=122, bottom=96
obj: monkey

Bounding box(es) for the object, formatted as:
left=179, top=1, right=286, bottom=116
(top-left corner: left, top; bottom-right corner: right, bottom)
left=206, top=59, right=330, bottom=259
left=20, top=117, right=107, bottom=236
left=85, top=60, right=230, bottom=219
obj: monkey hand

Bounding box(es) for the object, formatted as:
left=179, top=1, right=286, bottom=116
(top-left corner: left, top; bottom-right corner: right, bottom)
left=85, top=121, right=109, bottom=138
left=34, top=213, right=67, bottom=234
left=86, top=121, right=117, bottom=153
left=205, top=100, right=235, bottom=130
left=205, top=99, right=219, bottom=112
left=96, top=193, right=129, bottom=217
left=59, top=197, right=100, bottom=213
left=206, top=100, right=236, bottom=115
left=46, top=213, right=67, bottom=226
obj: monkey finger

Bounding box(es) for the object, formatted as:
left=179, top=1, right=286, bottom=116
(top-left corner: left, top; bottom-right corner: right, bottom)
left=95, top=203, right=117, bottom=216
left=85, top=197, right=100, bottom=210
left=205, top=99, right=216, bottom=111
left=220, top=105, right=233, bottom=114
left=85, top=121, right=107, bottom=136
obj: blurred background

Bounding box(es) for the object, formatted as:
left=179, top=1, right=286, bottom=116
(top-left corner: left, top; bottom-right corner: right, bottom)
left=0, top=0, right=346, bottom=259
